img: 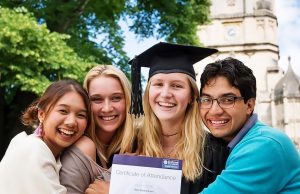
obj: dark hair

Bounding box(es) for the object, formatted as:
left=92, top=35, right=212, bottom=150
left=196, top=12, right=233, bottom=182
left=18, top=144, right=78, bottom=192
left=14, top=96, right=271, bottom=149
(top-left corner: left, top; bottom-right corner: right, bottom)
left=200, top=57, right=256, bottom=102
left=22, top=79, right=91, bottom=130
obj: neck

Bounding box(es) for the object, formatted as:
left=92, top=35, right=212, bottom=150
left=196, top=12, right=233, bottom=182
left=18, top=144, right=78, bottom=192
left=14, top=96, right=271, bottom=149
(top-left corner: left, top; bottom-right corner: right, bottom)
left=162, top=131, right=180, bottom=137
left=161, top=130, right=181, bottom=148
left=96, top=127, right=115, bottom=146
left=161, top=119, right=181, bottom=136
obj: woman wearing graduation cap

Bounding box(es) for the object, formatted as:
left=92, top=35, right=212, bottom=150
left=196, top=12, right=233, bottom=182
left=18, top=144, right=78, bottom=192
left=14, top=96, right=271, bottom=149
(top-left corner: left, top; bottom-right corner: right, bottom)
left=130, top=42, right=229, bottom=194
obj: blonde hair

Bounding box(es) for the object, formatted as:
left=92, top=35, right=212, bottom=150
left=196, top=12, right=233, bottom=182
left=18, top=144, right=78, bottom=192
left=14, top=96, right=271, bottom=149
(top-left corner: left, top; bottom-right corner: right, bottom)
left=83, top=65, right=135, bottom=167
left=137, top=74, right=206, bottom=181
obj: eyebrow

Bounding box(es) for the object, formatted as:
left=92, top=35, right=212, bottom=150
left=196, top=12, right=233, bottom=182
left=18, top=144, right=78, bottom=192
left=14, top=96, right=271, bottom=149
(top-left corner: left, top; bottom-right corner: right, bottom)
left=201, top=92, right=238, bottom=97
left=57, top=104, right=87, bottom=112
left=151, top=78, right=187, bottom=84
left=89, top=92, right=124, bottom=97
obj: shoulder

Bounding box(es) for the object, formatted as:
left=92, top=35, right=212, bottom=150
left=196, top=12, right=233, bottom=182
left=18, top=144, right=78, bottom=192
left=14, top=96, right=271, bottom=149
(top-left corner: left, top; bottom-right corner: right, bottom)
left=245, top=121, right=296, bottom=153
left=74, top=136, right=96, bottom=161
left=232, top=122, right=299, bottom=165
left=3, top=132, right=54, bottom=161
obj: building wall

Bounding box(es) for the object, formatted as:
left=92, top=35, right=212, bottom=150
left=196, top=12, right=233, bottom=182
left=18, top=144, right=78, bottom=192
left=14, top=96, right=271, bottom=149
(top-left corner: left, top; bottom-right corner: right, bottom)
left=195, top=0, right=283, bottom=125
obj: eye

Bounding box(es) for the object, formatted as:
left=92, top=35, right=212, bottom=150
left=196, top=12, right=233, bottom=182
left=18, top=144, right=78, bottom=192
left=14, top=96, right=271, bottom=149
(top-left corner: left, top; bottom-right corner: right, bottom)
left=90, top=97, right=103, bottom=104
left=172, top=83, right=183, bottom=89
left=200, top=97, right=212, bottom=104
left=111, top=95, right=123, bottom=102
left=58, top=109, right=68, bottom=114
left=220, top=96, right=235, bottom=104
left=77, top=112, right=87, bottom=119
left=151, top=81, right=163, bottom=87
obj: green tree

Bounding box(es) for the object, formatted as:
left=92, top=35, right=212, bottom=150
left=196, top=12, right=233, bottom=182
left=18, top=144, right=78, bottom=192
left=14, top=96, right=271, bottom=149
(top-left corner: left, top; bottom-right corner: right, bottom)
left=0, top=7, right=94, bottom=101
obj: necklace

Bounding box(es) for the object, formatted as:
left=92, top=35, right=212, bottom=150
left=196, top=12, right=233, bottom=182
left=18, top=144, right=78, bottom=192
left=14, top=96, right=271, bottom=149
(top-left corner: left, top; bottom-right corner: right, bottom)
left=163, top=146, right=176, bottom=158
left=162, top=131, right=180, bottom=137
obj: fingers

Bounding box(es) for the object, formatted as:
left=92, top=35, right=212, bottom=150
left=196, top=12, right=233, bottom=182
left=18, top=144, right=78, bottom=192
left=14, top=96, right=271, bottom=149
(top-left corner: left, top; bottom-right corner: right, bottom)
left=85, top=180, right=110, bottom=194
left=85, top=187, right=95, bottom=194
left=124, top=152, right=138, bottom=156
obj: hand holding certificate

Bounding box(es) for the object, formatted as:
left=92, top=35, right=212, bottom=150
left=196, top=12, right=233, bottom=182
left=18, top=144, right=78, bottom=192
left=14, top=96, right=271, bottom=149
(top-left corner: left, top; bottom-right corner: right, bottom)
left=109, top=154, right=182, bottom=194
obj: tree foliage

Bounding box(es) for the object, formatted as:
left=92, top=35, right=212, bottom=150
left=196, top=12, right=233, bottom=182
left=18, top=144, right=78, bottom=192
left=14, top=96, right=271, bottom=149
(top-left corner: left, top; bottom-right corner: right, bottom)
left=0, top=0, right=212, bottom=73
left=0, top=7, right=94, bottom=102
left=126, top=0, right=211, bottom=45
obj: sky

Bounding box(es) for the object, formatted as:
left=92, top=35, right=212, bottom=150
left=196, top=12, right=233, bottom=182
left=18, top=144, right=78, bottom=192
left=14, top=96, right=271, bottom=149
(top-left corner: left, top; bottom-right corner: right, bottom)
left=122, top=0, right=300, bottom=77
left=276, top=0, right=300, bottom=76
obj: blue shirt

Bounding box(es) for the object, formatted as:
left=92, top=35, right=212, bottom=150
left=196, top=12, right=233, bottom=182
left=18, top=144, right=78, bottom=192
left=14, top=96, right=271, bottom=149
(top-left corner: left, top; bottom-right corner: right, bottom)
left=228, top=114, right=257, bottom=152
left=200, top=120, right=300, bottom=194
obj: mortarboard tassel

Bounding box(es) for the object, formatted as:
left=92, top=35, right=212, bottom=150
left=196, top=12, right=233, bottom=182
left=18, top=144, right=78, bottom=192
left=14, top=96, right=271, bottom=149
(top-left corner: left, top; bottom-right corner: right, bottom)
left=130, top=57, right=144, bottom=117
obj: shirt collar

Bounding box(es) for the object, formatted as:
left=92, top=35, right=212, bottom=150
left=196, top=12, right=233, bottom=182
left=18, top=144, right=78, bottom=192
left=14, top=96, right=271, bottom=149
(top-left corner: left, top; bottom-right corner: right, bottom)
left=227, top=113, right=258, bottom=152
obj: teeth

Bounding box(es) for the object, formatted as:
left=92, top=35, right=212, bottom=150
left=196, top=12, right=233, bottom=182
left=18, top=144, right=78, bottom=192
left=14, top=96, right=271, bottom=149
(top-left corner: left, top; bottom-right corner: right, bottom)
left=158, top=102, right=175, bottom=107
left=59, top=128, right=75, bottom=135
left=101, top=116, right=116, bottom=121
left=211, top=120, right=227, bottom=124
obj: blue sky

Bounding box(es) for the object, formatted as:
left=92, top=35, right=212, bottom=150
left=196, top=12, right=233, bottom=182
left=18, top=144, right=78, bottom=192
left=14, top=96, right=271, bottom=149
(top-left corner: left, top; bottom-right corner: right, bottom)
left=276, top=0, right=300, bottom=76
left=122, top=0, right=300, bottom=76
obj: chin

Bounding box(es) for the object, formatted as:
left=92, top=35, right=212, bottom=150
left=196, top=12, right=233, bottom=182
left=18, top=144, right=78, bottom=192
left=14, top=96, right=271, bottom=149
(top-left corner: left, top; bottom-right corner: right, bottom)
left=101, top=126, right=119, bottom=133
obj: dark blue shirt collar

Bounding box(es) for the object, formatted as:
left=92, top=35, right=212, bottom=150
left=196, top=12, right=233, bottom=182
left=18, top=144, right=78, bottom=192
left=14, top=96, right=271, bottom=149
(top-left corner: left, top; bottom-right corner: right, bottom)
left=227, top=113, right=258, bottom=152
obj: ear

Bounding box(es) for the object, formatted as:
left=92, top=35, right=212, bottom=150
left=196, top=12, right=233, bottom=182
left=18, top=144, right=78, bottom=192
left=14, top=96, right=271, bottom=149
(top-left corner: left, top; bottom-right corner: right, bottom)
left=38, top=109, right=46, bottom=123
left=246, top=98, right=256, bottom=115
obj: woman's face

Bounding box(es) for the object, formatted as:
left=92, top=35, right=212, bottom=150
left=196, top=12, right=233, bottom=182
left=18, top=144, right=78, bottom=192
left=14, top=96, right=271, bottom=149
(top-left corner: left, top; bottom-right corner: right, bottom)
left=89, top=76, right=126, bottom=140
left=148, top=73, right=192, bottom=125
left=39, top=91, right=88, bottom=157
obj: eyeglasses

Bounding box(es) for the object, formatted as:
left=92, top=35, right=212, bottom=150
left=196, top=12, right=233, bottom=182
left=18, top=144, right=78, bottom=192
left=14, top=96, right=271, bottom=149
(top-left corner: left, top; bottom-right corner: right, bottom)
left=198, top=96, right=244, bottom=109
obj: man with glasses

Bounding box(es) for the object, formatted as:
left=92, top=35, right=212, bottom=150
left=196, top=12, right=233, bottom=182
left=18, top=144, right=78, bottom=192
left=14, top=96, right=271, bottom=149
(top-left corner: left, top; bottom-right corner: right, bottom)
left=198, top=57, right=300, bottom=193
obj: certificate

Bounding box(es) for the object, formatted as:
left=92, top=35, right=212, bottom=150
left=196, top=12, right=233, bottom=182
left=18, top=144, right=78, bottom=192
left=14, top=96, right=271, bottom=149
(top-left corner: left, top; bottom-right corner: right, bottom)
left=109, top=154, right=182, bottom=194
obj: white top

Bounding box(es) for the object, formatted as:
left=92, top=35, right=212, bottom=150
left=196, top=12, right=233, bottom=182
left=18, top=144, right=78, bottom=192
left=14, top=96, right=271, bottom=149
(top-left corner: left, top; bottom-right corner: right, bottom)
left=0, top=132, right=67, bottom=194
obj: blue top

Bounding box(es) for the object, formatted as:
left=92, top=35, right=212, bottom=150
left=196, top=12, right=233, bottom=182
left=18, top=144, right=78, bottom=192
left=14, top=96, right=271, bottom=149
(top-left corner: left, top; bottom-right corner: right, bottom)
left=200, top=119, right=300, bottom=194
left=227, top=114, right=258, bottom=152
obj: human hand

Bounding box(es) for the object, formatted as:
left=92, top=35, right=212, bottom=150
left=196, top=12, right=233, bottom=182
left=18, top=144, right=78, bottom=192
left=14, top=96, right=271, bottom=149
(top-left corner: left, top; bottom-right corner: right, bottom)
left=85, top=179, right=110, bottom=194
left=124, top=152, right=138, bottom=156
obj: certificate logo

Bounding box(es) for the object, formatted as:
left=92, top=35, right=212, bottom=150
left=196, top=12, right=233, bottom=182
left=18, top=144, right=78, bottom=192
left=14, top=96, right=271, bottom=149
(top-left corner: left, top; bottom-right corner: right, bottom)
left=162, top=159, right=180, bottom=170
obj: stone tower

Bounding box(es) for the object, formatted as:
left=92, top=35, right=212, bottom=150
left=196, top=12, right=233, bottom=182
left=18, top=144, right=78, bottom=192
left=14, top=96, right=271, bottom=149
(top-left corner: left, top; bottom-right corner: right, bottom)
left=273, top=57, right=300, bottom=150
left=195, top=0, right=284, bottom=125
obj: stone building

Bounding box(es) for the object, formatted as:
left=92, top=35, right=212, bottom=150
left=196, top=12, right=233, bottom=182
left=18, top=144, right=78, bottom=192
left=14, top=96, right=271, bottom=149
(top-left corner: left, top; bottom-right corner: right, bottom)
left=195, top=0, right=300, bottom=149
left=273, top=57, right=300, bottom=150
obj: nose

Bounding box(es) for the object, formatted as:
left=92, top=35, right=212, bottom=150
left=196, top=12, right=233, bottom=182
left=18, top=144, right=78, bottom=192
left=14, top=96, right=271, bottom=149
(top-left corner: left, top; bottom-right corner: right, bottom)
left=209, top=99, right=224, bottom=114
left=160, top=86, right=172, bottom=98
left=65, top=114, right=77, bottom=128
left=102, top=99, right=113, bottom=112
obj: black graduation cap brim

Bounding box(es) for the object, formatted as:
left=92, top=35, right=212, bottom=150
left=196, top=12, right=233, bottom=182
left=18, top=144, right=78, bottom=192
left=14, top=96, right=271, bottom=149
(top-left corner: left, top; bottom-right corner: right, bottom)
left=129, top=42, right=218, bottom=80
left=129, top=42, right=218, bottom=117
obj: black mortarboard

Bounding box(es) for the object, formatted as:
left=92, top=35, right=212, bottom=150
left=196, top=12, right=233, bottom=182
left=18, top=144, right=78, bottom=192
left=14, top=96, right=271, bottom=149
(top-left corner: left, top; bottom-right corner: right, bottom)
left=129, top=42, right=218, bottom=117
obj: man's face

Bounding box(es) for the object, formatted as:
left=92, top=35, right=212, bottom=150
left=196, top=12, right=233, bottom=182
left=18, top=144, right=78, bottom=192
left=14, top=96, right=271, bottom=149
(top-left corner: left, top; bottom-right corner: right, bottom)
left=200, top=76, right=255, bottom=142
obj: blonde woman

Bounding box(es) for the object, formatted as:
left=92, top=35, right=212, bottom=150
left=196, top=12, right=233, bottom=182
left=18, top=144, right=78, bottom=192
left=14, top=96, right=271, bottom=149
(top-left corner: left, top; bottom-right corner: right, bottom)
left=130, top=42, right=229, bottom=194
left=60, top=65, right=136, bottom=194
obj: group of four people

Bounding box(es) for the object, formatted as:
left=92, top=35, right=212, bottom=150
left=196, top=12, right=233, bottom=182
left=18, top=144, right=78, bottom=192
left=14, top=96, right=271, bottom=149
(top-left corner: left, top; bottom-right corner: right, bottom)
left=0, top=42, right=299, bottom=194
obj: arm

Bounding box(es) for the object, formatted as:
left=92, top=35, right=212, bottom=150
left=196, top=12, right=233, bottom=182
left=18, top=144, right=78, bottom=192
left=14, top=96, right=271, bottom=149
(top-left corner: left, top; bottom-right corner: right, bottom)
left=60, top=136, right=96, bottom=194
left=75, top=136, right=97, bottom=161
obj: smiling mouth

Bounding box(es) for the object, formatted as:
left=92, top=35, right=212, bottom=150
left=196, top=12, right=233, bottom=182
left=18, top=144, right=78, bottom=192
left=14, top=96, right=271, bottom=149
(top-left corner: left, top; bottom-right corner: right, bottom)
left=58, top=128, right=75, bottom=136
left=100, top=116, right=117, bottom=121
left=208, top=119, right=229, bottom=127
left=158, top=102, right=176, bottom=107
left=210, top=120, right=227, bottom=124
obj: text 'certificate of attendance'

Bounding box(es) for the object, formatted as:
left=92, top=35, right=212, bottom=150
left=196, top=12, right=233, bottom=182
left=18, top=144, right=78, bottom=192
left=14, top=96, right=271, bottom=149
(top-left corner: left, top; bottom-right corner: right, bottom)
left=109, top=154, right=182, bottom=194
